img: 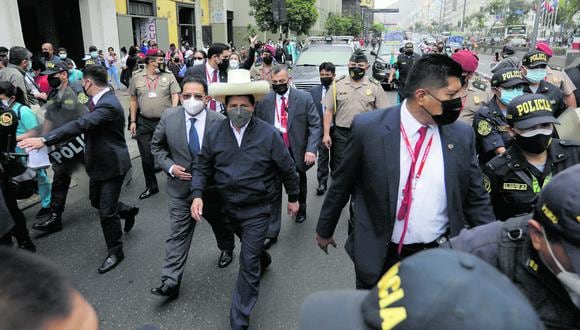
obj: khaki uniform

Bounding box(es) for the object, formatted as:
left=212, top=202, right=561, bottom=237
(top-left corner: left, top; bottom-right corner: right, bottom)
left=458, top=74, right=493, bottom=126
left=322, top=76, right=389, bottom=129
left=546, top=65, right=576, bottom=96
left=249, top=62, right=273, bottom=83
left=128, top=69, right=180, bottom=119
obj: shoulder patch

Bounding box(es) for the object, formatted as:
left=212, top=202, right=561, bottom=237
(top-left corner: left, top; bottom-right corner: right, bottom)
left=0, top=112, right=13, bottom=127
left=477, top=120, right=492, bottom=136
left=77, top=93, right=89, bottom=104
left=483, top=174, right=492, bottom=193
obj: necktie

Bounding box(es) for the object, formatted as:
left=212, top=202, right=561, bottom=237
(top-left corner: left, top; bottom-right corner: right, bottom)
left=280, top=96, right=289, bottom=147
left=209, top=69, right=218, bottom=111
left=188, top=118, right=200, bottom=156
left=88, top=99, right=95, bottom=112
left=396, top=126, right=428, bottom=254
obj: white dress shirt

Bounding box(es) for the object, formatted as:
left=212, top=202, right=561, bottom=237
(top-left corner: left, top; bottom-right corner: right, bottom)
left=91, top=87, right=111, bottom=106
left=391, top=100, right=449, bottom=244
left=230, top=121, right=249, bottom=147
left=168, top=109, right=207, bottom=176
left=321, top=86, right=327, bottom=114
left=206, top=63, right=220, bottom=83
left=274, top=89, right=290, bottom=133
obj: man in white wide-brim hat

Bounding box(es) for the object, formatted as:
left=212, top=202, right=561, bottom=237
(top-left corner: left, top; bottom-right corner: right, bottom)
left=190, top=69, right=300, bottom=329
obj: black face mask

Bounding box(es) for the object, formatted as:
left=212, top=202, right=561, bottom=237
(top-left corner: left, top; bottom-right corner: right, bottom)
left=422, top=91, right=463, bottom=126
left=437, top=46, right=444, bottom=52
left=173, top=58, right=180, bottom=63
left=263, top=57, right=273, bottom=65
left=218, top=59, right=229, bottom=71
left=47, top=76, right=62, bottom=89
left=42, top=51, right=50, bottom=58
left=349, top=67, right=365, bottom=81
left=272, top=83, right=289, bottom=96
left=320, top=77, right=333, bottom=87
left=405, top=50, right=413, bottom=55
left=515, top=133, right=552, bottom=154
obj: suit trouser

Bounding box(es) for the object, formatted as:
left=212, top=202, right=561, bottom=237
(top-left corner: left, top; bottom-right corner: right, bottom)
left=266, top=170, right=307, bottom=239
left=135, top=116, right=160, bottom=191
left=317, top=138, right=330, bottom=186
left=0, top=180, right=30, bottom=245
left=227, top=203, right=271, bottom=330
left=51, top=152, right=84, bottom=214
left=89, top=174, right=131, bottom=254
left=330, top=127, right=351, bottom=174
left=161, top=194, right=235, bottom=286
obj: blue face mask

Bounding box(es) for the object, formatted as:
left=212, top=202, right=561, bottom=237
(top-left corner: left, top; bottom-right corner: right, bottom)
left=525, top=68, right=547, bottom=83
left=90, top=51, right=98, bottom=59
left=499, top=87, right=524, bottom=105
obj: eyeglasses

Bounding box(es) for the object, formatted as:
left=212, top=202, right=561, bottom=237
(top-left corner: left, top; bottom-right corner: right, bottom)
left=182, top=93, right=204, bottom=101
left=194, top=57, right=204, bottom=60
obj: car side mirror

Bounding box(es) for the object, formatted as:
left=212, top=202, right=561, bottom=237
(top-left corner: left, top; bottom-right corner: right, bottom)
left=370, top=51, right=377, bottom=56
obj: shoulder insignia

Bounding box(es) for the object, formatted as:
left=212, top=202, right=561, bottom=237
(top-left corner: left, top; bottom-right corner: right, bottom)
left=472, top=80, right=487, bottom=92
left=368, top=76, right=380, bottom=85
left=483, top=174, right=492, bottom=193
left=77, top=93, right=89, bottom=104
left=161, top=76, right=168, bottom=83
left=366, top=88, right=373, bottom=96
left=549, top=64, right=562, bottom=71
left=0, top=112, right=13, bottom=127
left=477, top=120, right=492, bottom=136
left=335, top=75, right=347, bottom=82
left=528, top=259, right=539, bottom=272
left=503, top=182, right=528, bottom=191
left=473, top=95, right=481, bottom=104
left=559, top=139, right=580, bottom=147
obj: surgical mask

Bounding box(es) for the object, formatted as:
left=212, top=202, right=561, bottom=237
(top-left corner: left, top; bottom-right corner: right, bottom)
left=1, top=99, right=10, bottom=107
left=183, top=98, right=205, bottom=116
left=193, top=59, right=204, bottom=66
left=26, top=61, right=32, bottom=71
left=542, top=229, right=580, bottom=308
left=422, top=91, right=463, bottom=125
left=229, top=60, right=240, bottom=70
left=90, top=51, right=98, bottom=59
left=263, top=57, right=273, bottom=65
left=514, top=128, right=552, bottom=154
left=272, top=83, right=288, bottom=96
left=228, top=106, right=252, bottom=128
left=218, top=59, right=229, bottom=71
left=47, top=76, right=62, bottom=89
left=348, top=67, right=365, bottom=81
left=499, top=87, right=524, bottom=105
left=320, top=77, right=333, bottom=87
left=525, top=68, right=547, bottom=83
left=59, top=53, right=67, bottom=60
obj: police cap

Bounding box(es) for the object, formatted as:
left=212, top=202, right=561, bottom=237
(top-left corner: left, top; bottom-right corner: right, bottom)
left=506, top=94, right=560, bottom=129
left=40, top=61, right=68, bottom=76
left=502, top=45, right=515, bottom=56
left=490, top=67, right=528, bottom=88
left=404, top=42, right=413, bottom=49
left=349, top=50, right=368, bottom=63
left=521, top=51, right=549, bottom=68
left=533, top=164, right=580, bottom=274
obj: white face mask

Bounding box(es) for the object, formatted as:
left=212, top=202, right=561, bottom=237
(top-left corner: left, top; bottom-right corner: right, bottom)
left=229, top=60, right=240, bottom=70
left=193, top=59, right=204, bottom=66
left=183, top=98, right=205, bottom=117
left=542, top=229, right=580, bottom=309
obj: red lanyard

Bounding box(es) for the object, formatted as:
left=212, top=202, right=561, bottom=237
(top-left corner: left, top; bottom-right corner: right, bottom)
left=206, top=69, right=217, bottom=83
left=146, top=76, right=159, bottom=92
left=400, top=123, right=434, bottom=181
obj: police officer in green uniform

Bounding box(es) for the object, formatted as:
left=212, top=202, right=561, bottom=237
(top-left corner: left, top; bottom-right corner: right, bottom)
left=388, top=42, right=420, bottom=102
left=520, top=51, right=567, bottom=118
left=445, top=164, right=580, bottom=329
left=483, top=94, right=580, bottom=221
left=473, top=68, right=528, bottom=165
left=24, top=62, right=89, bottom=233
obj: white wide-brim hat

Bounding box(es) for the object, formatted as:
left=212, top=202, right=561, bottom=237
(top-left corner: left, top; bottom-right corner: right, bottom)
left=209, top=69, right=270, bottom=104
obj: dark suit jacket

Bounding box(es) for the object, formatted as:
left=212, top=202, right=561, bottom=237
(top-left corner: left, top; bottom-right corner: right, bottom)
left=309, top=84, right=325, bottom=123
left=151, top=107, right=225, bottom=198
left=316, top=105, right=494, bottom=287
left=255, top=88, right=321, bottom=172
left=44, top=90, right=131, bottom=181
left=184, top=64, right=227, bottom=84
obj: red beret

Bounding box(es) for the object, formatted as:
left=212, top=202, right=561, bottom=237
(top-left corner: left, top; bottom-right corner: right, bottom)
left=146, top=49, right=165, bottom=57
left=535, top=42, right=553, bottom=57
left=451, top=50, right=479, bottom=73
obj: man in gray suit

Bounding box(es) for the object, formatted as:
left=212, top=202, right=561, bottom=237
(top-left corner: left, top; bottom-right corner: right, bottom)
left=150, top=77, right=235, bottom=298
left=255, top=65, right=321, bottom=249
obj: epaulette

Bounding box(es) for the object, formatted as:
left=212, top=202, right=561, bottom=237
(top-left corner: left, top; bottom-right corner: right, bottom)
left=557, top=139, right=580, bottom=147
left=369, top=76, right=381, bottom=85
left=549, top=64, right=562, bottom=71
left=335, top=75, right=347, bottom=82
left=486, top=153, right=510, bottom=171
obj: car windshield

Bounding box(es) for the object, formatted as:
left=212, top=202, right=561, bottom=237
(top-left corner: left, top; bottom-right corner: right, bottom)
left=295, top=46, right=352, bottom=66
left=378, top=44, right=400, bottom=56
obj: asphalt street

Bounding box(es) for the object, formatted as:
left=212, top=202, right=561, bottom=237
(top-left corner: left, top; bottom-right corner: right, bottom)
left=21, top=88, right=397, bottom=330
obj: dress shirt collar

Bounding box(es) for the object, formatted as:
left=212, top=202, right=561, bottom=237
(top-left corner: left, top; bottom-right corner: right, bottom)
left=91, top=87, right=110, bottom=106
left=206, top=63, right=217, bottom=78
left=276, top=89, right=290, bottom=102
left=185, top=107, right=207, bottom=123
left=400, top=99, right=437, bottom=134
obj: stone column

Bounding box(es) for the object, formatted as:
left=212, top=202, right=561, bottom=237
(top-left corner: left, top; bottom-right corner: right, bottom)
left=78, top=0, right=121, bottom=51
left=0, top=0, right=25, bottom=47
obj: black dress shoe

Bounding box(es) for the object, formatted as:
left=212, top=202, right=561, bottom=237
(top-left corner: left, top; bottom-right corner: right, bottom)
left=316, top=184, right=327, bottom=195
left=139, top=188, right=159, bottom=200
left=260, top=251, right=272, bottom=276
left=151, top=283, right=179, bottom=299
left=121, top=206, right=139, bottom=233
left=98, top=251, right=124, bottom=274
left=295, top=213, right=307, bottom=223
left=36, top=207, right=51, bottom=220
left=18, top=240, right=36, bottom=252
left=263, top=237, right=278, bottom=250
left=32, top=213, right=62, bottom=233
left=218, top=250, right=233, bottom=268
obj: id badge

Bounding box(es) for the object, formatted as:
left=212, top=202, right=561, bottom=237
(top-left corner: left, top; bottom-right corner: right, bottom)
left=148, top=92, right=157, bottom=98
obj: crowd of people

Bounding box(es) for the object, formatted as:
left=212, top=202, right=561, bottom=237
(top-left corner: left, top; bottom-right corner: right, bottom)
left=0, top=34, right=579, bottom=330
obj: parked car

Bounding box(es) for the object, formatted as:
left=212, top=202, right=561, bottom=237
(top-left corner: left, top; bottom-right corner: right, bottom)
left=291, top=42, right=353, bottom=91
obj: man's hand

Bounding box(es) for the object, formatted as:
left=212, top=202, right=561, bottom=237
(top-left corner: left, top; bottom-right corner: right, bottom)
left=129, top=122, right=137, bottom=136
left=287, top=201, right=299, bottom=216
left=387, top=76, right=393, bottom=84
left=316, top=233, right=337, bottom=254
left=322, top=134, right=332, bottom=149
left=35, top=93, right=48, bottom=101
left=171, top=165, right=192, bottom=181
left=304, top=152, right=316, bottom=166
left=17, top=138, right=45, bottom=151
left=190, top=198, right=204, bottom=223
left=250, top=35, right=258, bottom=47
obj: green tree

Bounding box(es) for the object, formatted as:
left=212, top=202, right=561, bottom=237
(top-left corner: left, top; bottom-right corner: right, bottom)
left=249, top=0, right=319, bottom=35
left=324, top=14, right=363, bottom=36
left=370, top=23, right=385, bottom=35
left=556, top=0, right=580, bottom=28
left=348, top=14, right=364, bottom=36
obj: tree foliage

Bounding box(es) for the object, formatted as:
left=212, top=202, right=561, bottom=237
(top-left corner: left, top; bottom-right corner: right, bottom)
left=324, top=14, right=364, bottom=36
left=370, top=23, right=385, bottom=35
left=249, top=0, right=319, bottom=35
left=557, top=0, right=580, bottom=28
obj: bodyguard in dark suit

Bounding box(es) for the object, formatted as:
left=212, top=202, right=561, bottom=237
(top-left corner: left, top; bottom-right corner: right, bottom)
left=19, top=65, right=138, bottom=274
left=309, top=62, right=336, bottom=195
left=316, top=55, right=494, bottom=289
left=255, top=65, right=320, bottom=248
left=150, top=77, right=235, bottom=298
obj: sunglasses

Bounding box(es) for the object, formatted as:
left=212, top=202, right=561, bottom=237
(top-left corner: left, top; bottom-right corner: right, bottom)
left=194, top=57, right=204, bottom=60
